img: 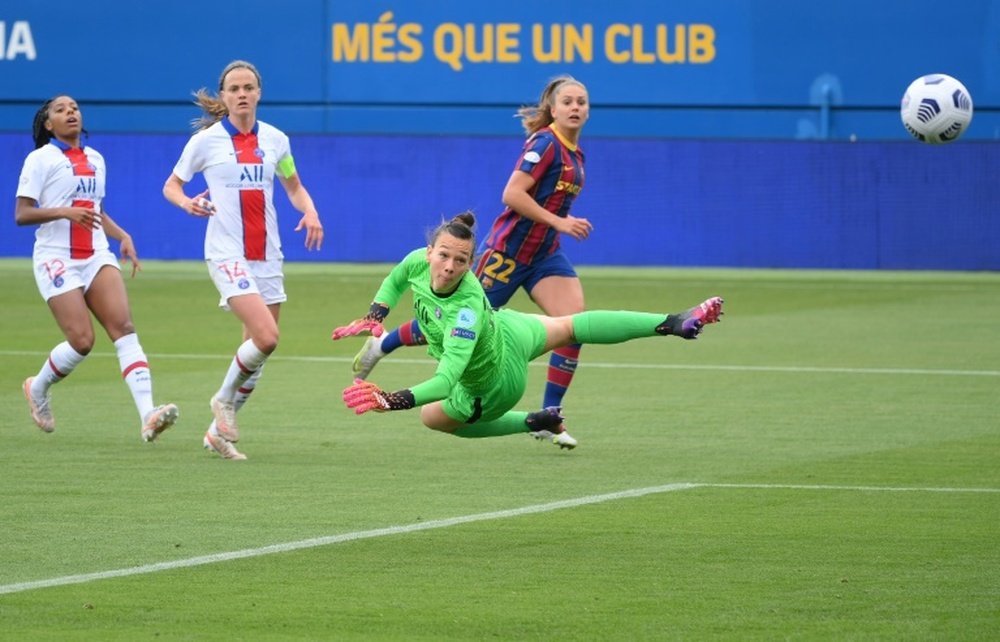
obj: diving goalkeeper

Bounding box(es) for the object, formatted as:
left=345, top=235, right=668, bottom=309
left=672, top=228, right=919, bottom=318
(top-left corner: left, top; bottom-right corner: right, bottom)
left=331, top=211, right=723, bottom=450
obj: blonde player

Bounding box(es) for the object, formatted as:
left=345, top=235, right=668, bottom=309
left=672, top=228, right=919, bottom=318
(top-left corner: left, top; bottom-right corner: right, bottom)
left=16, top=95, right=178, bottom=441
left=163, top=60, right=324, bottom=460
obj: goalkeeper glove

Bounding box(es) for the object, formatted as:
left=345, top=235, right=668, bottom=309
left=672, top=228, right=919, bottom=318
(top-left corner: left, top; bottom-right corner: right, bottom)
left=342, top=378, right=416, bottom=414
left=332, top=302, right=390, bottom=340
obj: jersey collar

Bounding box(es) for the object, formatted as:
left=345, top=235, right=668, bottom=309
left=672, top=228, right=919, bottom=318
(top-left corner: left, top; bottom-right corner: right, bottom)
left=221, top=118, right=259, bottom=137
left=549, top=124, right=578, bottom=152
left=49, top=138, right=80, bottom=152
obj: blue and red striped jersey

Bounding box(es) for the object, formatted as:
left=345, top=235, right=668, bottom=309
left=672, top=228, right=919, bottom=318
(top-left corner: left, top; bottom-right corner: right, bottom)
left=483, top=126, right=585, bottom=265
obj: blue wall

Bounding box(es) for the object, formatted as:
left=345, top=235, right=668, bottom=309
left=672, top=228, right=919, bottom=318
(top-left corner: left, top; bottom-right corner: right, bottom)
left=3, top=1, right=998, bottom=270
left=1, top=0, right=999, bottom=139
left=4, top=132, right=997, bottom=269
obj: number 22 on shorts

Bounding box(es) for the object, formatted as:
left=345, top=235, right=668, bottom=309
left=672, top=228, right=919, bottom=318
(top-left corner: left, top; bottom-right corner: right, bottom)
left=480, top=251, right=515, bottom=284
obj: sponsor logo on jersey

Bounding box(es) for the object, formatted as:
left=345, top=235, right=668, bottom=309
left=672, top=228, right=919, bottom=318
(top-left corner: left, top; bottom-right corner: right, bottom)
left=75, top=177, right=97, bottom=196
left=523, top=151, right=541, bottom=164
left=226, top=164, right=267, bottom=189
left=555, top=180, right=581, bottom=195
left=451, top=327, right=476, bottom=340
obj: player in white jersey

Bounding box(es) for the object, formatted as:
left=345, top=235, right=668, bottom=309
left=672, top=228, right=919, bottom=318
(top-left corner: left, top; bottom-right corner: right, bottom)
left=163, top=60, right=324, bottom=460
left=15, top=95, right=178, bottom=442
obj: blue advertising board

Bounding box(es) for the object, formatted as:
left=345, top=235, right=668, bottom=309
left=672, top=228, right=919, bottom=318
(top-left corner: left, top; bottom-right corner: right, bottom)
left=2, top=131, right=997, bottom=269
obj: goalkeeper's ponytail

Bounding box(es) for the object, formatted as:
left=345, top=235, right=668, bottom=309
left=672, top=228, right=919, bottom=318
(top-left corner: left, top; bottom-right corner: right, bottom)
left=430, top=210, right=476, bottom=246
left=449, top=211, right=476, bottom=237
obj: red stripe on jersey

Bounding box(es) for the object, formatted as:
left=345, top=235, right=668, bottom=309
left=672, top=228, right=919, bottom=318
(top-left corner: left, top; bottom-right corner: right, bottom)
left=240, top=190, right=266, bottom=260
left=486, top=215, right=518, bottom=254
left=232, top=132, right=266, bottom=261
left=514, top=145, right=574, bottom=263
left=63, top=148, right=95, bottom=259
left=515, top=222, right=548, bottom=264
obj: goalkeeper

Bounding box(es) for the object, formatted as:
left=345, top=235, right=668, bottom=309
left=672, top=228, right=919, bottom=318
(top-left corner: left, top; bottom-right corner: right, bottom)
left=332, top=211, right=723, bottom=450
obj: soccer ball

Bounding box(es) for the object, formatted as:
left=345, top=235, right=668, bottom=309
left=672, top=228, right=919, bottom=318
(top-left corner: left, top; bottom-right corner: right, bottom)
left=900, top=74, right=973, bottom=144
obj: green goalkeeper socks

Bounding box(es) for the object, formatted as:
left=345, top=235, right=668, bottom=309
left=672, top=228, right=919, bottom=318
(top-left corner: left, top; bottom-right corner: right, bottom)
left=453, top=411, right=530, bottom=438
left=571, top=310, right=664, bottom=344
left=452, top=310, right=670, bottom=439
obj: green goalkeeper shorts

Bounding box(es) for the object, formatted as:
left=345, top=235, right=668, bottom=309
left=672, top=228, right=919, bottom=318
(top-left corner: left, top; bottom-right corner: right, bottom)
left=442, top=309, right=547, bottom=423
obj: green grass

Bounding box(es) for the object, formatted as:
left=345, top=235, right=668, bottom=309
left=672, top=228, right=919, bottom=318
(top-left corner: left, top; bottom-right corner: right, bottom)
left=1, top=259, right=998, bottom=640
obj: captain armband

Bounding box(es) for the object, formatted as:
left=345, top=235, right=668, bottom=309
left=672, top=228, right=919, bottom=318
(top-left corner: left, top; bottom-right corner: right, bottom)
left=277, top=155, right=297, bottom=179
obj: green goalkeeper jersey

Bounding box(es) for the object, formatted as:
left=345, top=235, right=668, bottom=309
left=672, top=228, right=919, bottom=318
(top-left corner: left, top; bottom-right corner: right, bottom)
left=372, top=248, right=503, bottom=405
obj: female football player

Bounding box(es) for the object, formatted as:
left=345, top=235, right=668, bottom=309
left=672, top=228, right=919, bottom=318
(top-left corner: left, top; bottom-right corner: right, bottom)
left=163, top=60, right=324, bottom=460
left=16, top=95, right=178, bottom=441
left=332, top=212, right=722, bottom=449
left=352, top=75, right=596, bottom=430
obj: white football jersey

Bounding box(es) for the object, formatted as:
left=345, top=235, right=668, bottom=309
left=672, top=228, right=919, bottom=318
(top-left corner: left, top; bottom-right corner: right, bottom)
left=16, top=140, right=109, bottom=258
left=172, top=119, right=291, bottom=262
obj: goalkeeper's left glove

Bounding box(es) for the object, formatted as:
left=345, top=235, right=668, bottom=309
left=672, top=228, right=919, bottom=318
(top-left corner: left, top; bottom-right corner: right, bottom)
left=332, top=302, right=390, bottom=340
left=342, top=378, right=416, bottom=414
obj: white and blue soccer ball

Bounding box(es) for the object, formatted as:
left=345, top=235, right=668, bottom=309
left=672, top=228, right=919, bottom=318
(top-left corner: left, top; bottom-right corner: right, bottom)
left=900, top=74, right=973, bottom=144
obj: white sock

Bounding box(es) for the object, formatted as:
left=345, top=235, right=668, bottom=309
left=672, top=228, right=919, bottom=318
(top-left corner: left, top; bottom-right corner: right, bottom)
left=235, top=366, right=263, bottom=411
left=114, top=333, right=154, bottom=421
left=216, top=339, right=268, bottom=402
left=32, top=341, right=87, bottom=397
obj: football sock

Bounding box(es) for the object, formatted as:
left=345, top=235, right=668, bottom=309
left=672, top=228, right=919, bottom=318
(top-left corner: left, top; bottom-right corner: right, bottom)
left=452, top=411, right=531, bottom=438
left=31, top=341, right=87, bottom=397
left=571, top=310, right=663, bottom=344
left=380, top=327, right=403, bottom=353
left=216, top=339, right=268, bottom=402
left=543, top=344, right=581, bottom=408
left=114, top=333, right=154, bottom=420
left=399, top=319, right=426, bottom=345
left=234, top=366, right=263, bottom=412
left=381, top=319, right=426, bottom=354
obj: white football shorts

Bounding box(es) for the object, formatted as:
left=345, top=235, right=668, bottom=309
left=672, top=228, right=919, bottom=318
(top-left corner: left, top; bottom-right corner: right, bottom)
left=32, top=249, right=120, bottom=302
left=206, top=258, right=286, bottom=310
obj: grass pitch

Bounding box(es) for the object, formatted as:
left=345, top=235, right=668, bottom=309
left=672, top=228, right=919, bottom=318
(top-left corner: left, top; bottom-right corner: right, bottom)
left=0, top=259, right=998, bottom=640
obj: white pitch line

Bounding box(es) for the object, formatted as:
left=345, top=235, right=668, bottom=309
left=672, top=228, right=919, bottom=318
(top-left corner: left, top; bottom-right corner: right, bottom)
left=702, top=483, right=1000, bottom=494
left=2, top=481, right=998, bottom=596
left=0, top=350, right=996, bottom=377
left=0, top=483, right=696, bottom=596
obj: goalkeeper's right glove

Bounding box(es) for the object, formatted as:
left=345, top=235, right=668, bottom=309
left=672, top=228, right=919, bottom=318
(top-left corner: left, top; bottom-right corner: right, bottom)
left=342, top=378, right=416, bottom=414
left=331, top=302, right=390, bottom=340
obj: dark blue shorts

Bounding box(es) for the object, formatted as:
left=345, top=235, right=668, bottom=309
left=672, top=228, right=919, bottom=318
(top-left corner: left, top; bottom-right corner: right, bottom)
left=473, top=247, right=578, bottom=308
